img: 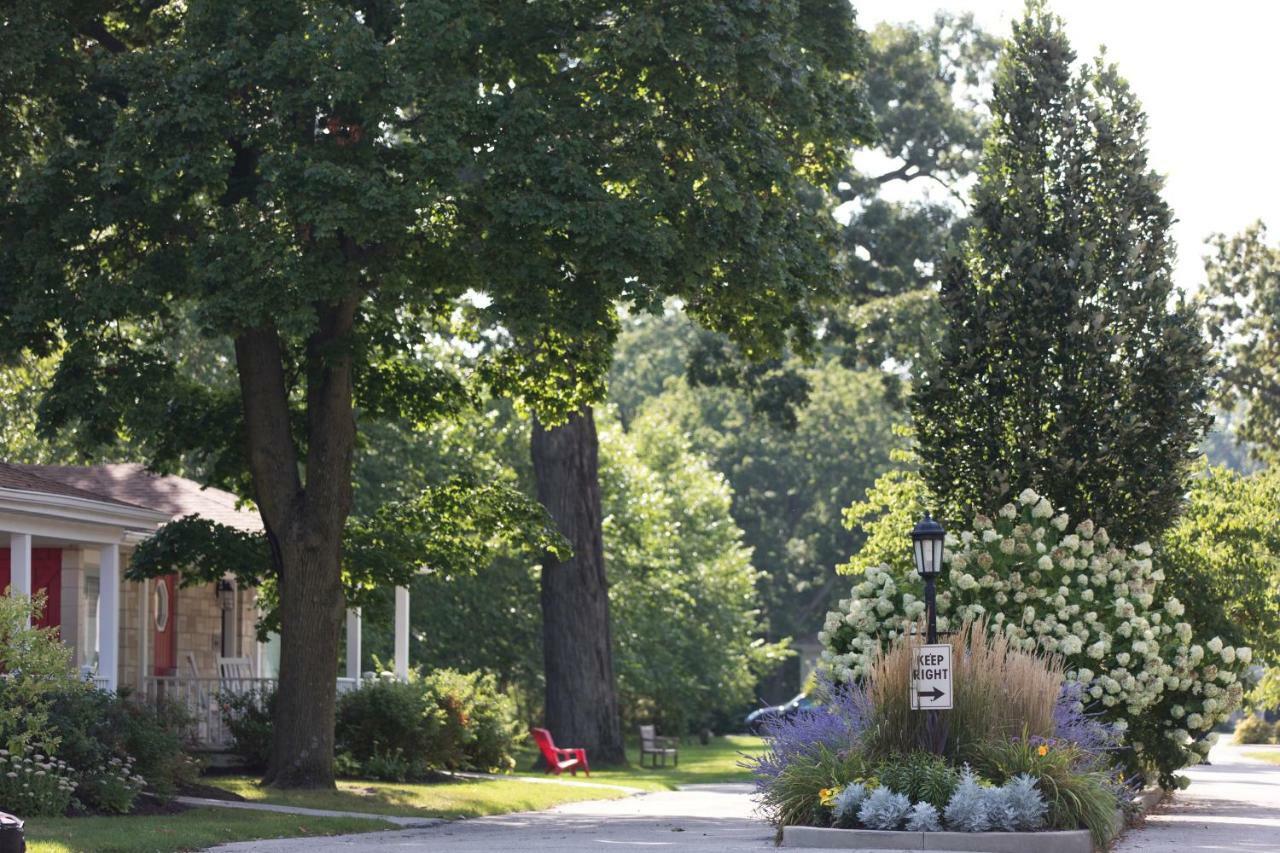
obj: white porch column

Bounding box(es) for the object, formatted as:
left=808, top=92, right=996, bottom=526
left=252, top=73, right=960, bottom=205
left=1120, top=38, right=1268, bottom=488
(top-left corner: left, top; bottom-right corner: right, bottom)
left=345, top=607, right=362, bottom=681
left=10, top=533, right=32, bottom=625
left=394, top=586, right=410, bottom=681
left=98, top=543, right=120, bottom=692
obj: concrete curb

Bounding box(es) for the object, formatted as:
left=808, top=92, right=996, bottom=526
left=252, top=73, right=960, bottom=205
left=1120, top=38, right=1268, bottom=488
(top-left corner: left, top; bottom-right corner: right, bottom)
left=781, top=826, right=1093, bottom=852
left=173, top=795, right=446, bottom=827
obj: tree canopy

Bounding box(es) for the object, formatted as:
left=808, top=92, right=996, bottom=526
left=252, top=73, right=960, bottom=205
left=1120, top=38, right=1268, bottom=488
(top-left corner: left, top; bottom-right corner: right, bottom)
left=1202, top=222, right=1280, bottom=463
left=2, top=0, right=872, bottom=784
left=913, top=5, right=1211, bottom=545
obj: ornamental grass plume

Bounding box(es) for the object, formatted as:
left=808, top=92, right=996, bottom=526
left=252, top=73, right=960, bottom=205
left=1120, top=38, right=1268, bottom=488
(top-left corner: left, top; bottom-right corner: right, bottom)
left=860, top=617, right=1062, bottom=761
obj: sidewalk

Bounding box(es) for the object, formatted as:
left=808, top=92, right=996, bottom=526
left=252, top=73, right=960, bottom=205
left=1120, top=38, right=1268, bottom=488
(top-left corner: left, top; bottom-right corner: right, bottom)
left=1114, top=741, right=1280, bottom=852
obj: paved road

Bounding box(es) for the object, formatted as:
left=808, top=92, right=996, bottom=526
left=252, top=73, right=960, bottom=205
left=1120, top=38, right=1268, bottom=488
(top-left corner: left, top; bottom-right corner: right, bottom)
left=1114, top=742, right=1280, bottom=853
left=209, top=743, right=1280, bottom=852
left=209, top=783, right=778, bottom=852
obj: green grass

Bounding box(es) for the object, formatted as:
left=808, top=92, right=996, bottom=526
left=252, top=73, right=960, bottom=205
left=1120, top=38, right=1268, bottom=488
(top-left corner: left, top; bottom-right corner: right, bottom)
left=24, top=806, right=392, bottom=853
left=208, top=736, right=765, bottom=819
left=212, top=775, right=633, bottom=818
left=1242, top=749, right=1280, bottom=765
left=537, top=734, right=766, bottom=791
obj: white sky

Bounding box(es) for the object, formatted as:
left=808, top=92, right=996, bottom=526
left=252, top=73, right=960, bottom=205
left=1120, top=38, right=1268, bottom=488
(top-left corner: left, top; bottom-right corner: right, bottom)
left=852, top=0, right=1280, bottom=290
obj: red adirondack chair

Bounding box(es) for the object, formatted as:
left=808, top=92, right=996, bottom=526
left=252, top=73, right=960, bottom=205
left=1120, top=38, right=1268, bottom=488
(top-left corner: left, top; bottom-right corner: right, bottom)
left=531, top=727, right=590, bottom=776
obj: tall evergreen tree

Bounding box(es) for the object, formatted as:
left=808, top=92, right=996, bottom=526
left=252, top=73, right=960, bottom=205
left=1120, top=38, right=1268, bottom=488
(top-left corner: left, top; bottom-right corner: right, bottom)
left=913, top=4, right=1211, bottom=546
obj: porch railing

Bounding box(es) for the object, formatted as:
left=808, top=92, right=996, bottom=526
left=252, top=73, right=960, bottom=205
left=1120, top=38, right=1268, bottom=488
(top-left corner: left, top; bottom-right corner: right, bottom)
left=143, top=675, right=369, bottom=749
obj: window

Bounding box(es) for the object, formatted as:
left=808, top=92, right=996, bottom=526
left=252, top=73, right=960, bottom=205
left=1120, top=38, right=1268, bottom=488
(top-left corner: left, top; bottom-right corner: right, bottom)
left=153, top=580, right=169, bottom=632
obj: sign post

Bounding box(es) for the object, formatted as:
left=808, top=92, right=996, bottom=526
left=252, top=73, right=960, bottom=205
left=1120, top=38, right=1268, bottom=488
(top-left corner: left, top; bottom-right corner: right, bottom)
left=910, top=643, right=953, bottom=711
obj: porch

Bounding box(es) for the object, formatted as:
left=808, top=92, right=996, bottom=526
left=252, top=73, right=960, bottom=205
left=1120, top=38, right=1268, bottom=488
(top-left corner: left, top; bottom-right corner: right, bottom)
left=140, top=593, right=415, bottom=750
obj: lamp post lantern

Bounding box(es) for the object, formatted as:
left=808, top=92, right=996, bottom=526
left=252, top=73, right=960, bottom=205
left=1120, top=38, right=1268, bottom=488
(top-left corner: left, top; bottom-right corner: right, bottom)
left=911, top=513, right=947, bottom=644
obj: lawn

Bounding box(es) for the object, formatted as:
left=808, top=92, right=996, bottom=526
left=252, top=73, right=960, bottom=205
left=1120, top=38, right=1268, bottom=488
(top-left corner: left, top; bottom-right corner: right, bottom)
left=208, top=735, right=766, bottom=818
left=544, top=733, right=766, bottom=792
left=211, top=774, right=634, bottom=818
left=1242, top=750, right=1280, bottom=765
left=24, top=807, right=392, bottom=853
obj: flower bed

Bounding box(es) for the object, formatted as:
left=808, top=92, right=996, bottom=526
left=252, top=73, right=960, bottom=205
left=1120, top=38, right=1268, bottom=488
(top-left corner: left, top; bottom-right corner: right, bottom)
left=749, top=620, right=1133, bottom=849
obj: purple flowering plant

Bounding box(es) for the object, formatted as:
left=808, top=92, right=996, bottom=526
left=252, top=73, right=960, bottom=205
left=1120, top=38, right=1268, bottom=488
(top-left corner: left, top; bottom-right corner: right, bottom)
left=744, top=676, right=870, bottom=789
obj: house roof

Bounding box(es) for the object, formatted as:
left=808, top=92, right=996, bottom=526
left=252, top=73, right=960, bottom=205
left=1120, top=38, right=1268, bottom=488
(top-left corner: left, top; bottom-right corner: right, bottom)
left=8, top=463, right=263, bottom=534
left=0, top=463, right=148, bottom=509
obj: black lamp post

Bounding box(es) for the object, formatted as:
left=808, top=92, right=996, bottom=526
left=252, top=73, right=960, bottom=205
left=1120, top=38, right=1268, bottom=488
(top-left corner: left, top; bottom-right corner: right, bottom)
left=911, top=513, right=947, bottom=644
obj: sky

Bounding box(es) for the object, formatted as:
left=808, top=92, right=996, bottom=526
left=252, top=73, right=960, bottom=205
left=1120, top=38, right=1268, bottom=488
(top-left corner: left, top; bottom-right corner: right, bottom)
left=852, top=0, right=1280, bottom=290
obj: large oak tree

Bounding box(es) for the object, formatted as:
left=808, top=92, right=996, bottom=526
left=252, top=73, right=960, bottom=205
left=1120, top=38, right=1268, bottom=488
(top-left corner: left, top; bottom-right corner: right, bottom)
left=2, top=0, right=871, bottom=783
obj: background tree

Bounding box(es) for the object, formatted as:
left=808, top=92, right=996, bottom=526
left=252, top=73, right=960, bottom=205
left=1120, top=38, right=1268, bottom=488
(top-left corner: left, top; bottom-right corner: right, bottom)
left=1202, top=222, right=1280, bottom=463
left=602, top=18, right=997, bottom=697
left=1161, top=466, right=1280, bottom=663
left=832, top=13, right=997, bottom=376
left=617, top=344, right=905, bottom=646
left=375, top=403, right=782, bottom=736
left=600, top=417, right=788, bottom=734
left=913, top=5, right=1211, bottom=546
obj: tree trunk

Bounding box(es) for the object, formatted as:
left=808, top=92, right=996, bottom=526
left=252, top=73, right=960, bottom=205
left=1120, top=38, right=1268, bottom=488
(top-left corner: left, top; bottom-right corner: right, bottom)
left=234, top=297, right=358, bottom=788
left=265, top=530, right=345, bottom=787
left=531, top=407, right=625, bottom=765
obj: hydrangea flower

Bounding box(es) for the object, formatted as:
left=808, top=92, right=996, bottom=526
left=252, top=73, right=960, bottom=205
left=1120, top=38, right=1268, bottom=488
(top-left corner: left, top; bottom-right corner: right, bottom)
left=820, top=490, right=1252, bottom=782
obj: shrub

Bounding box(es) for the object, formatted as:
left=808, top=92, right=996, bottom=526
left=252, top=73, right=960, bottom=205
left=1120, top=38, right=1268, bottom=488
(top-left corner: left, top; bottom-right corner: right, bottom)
left=972, top=737, right=1117, bottom=847
left=0, top=593, right=83, bottom=756
left=857, top=786, right=910, bottom=830
left=221, top=688, right=276, bottom=773
left=999, top=774, right=1048, bottom=831
left=755, top=744, right=869, bottom=830
left=334, top=669, right=521, bottom=779
left=0, top=746, right=76, bottom=817
left=823, top=489, right=1252, bottom=786
left=832, top=781, right=869, bottom=828
left=905, top=800, right=941, bottom=832
left=943, top=766, right=991, bottom=832
left=424, top=669, right=521, bottom=772
left=748, top=677, right=869, bottom=792
left=859, top=617, right=1062, bottom=761
left=78, top=757, right=146, bottom=814
left=1233, top=716, right=1276, bottom=745
left=336, top=678, right=444, bottom=779
left=875, top=752, right=959, bottom=811
left=47, top=686, right=196, bottom=801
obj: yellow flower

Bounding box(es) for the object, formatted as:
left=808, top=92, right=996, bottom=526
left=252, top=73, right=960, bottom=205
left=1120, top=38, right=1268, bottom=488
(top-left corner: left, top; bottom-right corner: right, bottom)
left=819, top=787, right=839, bottom=807
left=1037, top=744, right=1049, bottom=756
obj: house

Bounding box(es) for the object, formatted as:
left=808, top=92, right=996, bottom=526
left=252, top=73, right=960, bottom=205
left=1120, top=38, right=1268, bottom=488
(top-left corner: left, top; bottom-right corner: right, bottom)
left=0, top=461, right=413, bottom=746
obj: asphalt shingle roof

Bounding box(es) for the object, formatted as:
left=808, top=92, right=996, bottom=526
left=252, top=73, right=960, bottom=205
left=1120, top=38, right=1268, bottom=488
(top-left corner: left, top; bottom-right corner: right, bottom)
left=7, top=463, right=262, bottom=533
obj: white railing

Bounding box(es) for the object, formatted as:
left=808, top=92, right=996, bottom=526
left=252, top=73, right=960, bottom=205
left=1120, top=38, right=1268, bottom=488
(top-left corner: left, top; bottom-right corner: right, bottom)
left=142, top=675, right=371, bottom=749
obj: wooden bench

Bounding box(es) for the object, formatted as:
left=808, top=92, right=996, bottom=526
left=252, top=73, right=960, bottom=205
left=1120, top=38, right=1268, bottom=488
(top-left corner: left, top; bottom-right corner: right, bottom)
left=638, top=724, right=678, bottom=767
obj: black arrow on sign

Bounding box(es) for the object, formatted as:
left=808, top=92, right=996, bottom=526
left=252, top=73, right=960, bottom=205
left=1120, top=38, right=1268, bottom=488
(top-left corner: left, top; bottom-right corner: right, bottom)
left=916, top=686, right=945, bottom=702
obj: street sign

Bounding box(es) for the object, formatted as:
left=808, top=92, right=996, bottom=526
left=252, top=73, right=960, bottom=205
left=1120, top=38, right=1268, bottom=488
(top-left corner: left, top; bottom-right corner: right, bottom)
left=910, top=643, right=953, bottom=710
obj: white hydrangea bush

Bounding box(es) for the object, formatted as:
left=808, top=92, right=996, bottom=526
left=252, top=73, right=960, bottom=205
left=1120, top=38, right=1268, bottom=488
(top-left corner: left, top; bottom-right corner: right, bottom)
left=820, top=488, right=1250, bottom=784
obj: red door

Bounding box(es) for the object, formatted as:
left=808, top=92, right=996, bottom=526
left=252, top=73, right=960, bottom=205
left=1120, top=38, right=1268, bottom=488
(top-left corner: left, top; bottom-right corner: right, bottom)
left=0, top=547, right=62, bottom=630
left=152, top=574, right=178, bottom=676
